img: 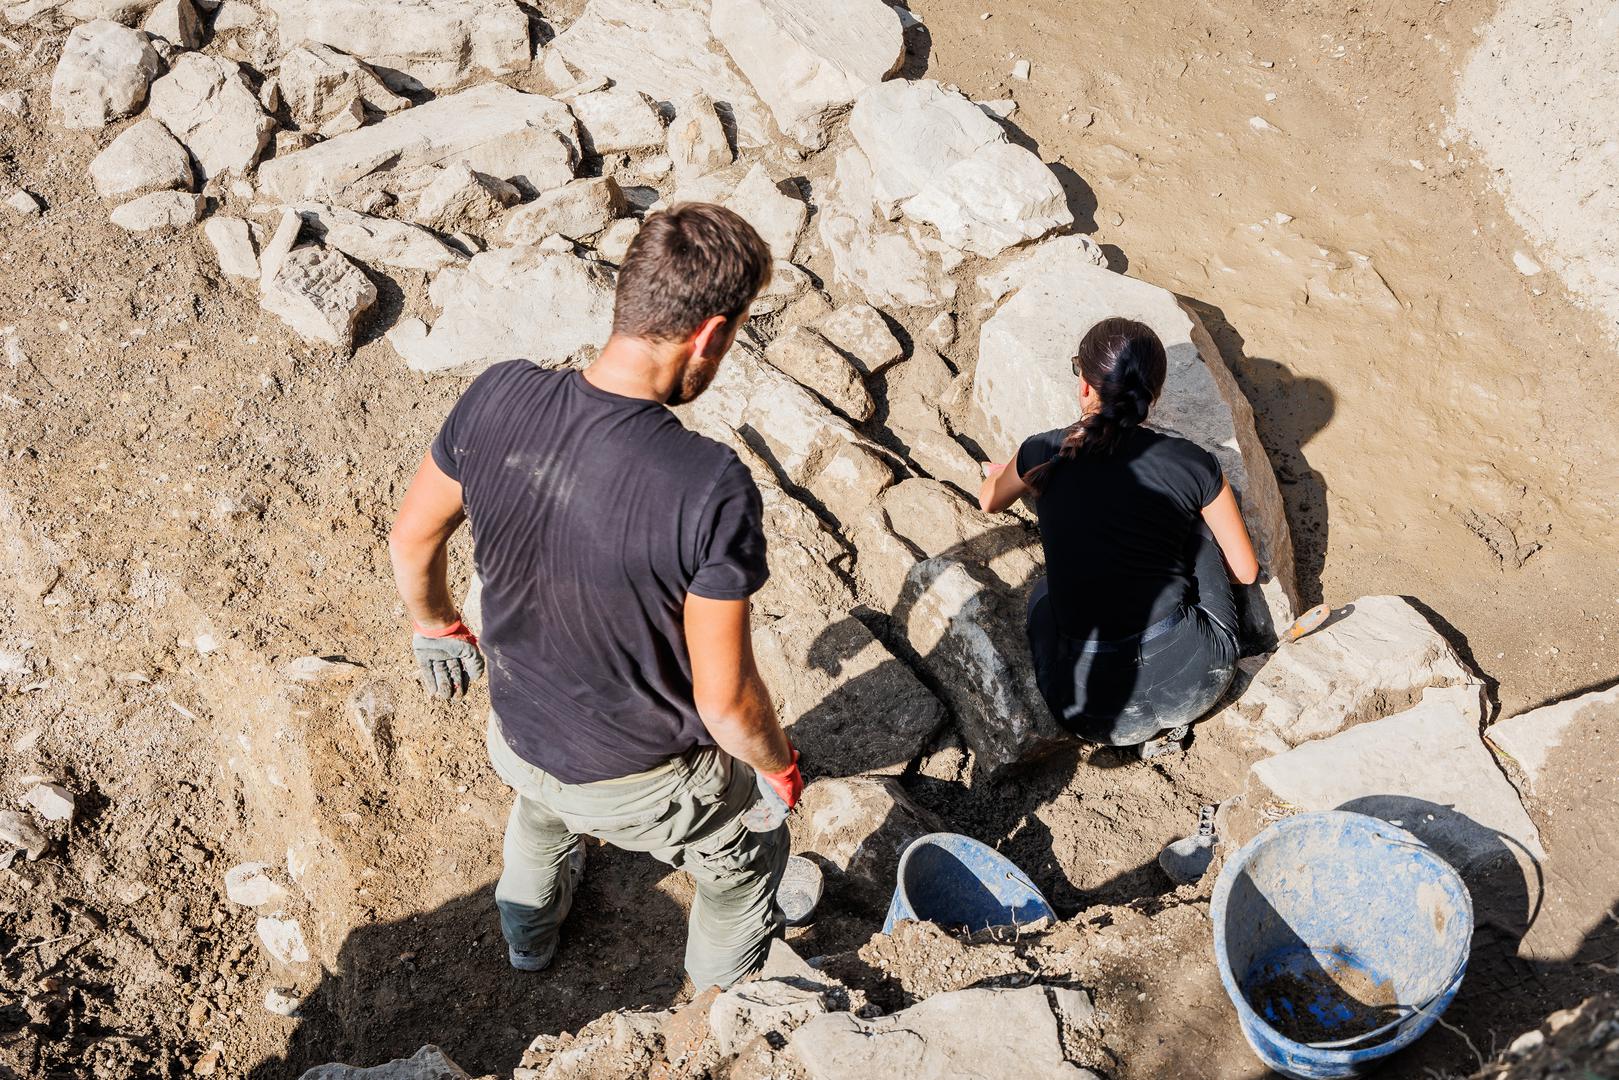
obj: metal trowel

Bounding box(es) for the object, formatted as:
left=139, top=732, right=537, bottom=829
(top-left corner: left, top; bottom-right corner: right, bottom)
left=1159, top=803, right=1218, bottom=885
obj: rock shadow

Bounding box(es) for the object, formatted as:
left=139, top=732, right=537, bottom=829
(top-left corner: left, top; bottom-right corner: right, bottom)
left=1179, top=298, right=1335, bottom=607
left=241, top=845, right=689, bottom=1078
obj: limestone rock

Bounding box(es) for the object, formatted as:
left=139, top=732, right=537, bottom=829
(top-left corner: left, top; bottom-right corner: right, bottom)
left=881, top=479, right=1040, bottom=591
left=734, top=447, right=856, bottom=621
left=260, top=245, right=378, bottom=351
left=791, top=776, right=940, bottom=899
left=752, top=259, right=809, bottom=315
left=258, top=84, right=578, bottom=206
left=850, top=79, right=1071, bottom=257
left=295, top=203, right=466, bottom=271
left=21, top=782, right=74, bottom=822
left=667, top=94, right=732, bottom=180
left=1214, top=595, right=1476, bottom=753
left=709, top=979, right=827, bottom=1058
left=764, top=327, right=873, bottom=422
left=223, top=861, right=286, bottom=906
left=593, top=216, right=639, bottom=263
left=256, top=915, right=311, bottom=965
left=205, top=215, right=258, bottom=277
left=89, top=118, right=194, bottom=199
left=818, top=302, right=902, bottom=376
left=1252, top=684, right=1545, bottom=869
left=55, top=0, right=153, bottom=21
left=49, top=19, right=161, bottom=129
left=550, top=0, right=771, bottom=148
left=297, top=1045, right=470, bottom=1080
left=568, top=86, right=664, bottom=154
left=682, top=344, right=894, bottom=527
left=142, top=0, right=198, bottom=47
left=900, top=555, right=1068, bottom=774
left=925, top=310, right=957, bottom=348
left=148, top=53, right=276, bottom=179
left=1487, top=683, right=1619, bottom=796
left=316, top=98, right=367, bottom=139
left=710, top=0, right=903, bottom=149
left=108, top=189, right=204, bottom=230
left=0, top=810, right=47, bottom=860
left=409, top=163, right=520, bottom=232
left=387, top=248, right=614, bottom=375
left=971, top=235, right=1298, bottom=642
left=276, top=43, right=411, bottom=128
left=817, top=146, right=953, bottom=309
left=6, top=189, right=42, bottom=216
left=265, top=0, right=530, bottom=92
left=504, top=175, right=625, bottom=244
left=754, top=611, right=945, bottom=777
left=898, top=428, right=980, bottom=494
left=723, top=162, right=805, bottom=261
left=791, top=986, right=1088, bottom=1079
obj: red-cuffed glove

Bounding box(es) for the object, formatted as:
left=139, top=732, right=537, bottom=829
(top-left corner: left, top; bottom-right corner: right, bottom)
left=411, top=617, right=485, bottom=700
left=758, top=747, right=803, bottom=810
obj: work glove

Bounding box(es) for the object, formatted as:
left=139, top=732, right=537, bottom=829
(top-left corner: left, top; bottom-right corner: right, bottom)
left=742, top=747, right=803, bottom=832
left=412, top=618, right=485, bottom=701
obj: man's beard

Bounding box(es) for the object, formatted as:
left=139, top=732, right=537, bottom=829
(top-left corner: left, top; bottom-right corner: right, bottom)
left=667, top=350, right=723, bottom=406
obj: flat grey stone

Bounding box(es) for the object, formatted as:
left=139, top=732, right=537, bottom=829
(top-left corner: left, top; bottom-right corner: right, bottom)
left=108, top=189, right=204, bottom=230
left=1486, top=682, right=1619, bottom=796
left=265, top=0, right=530, bottom=92
left=710, top=0, right=903, bottom=149
left=89, top=117, right=194, bottom=200
left=791, top=986, right=1089, bottom=1079
left=259, top=84, right=579, bottom=207
left=297, top=1045, right=469, bottom=1080
left=1252, top=684, right=1545, bottom=869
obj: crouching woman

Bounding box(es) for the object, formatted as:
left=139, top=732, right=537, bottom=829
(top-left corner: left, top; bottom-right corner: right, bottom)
left=978, top=317, right=1260, bottom=757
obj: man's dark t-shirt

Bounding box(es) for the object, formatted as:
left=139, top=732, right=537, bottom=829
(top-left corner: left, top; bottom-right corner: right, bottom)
left=431, top=361, right=768, bottom=784
left=1016, top=425, right=1223, bottom=642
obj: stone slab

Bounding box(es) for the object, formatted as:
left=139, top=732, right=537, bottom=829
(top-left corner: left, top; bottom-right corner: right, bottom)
left=258, top=83, right=578, bottom=206
left=1252, top=684, right=1545, bottom=869
left=1486, top=683, right=1619, bottom=796
left=550, top=0, right=772, bottom=148
left=790, top=986, right=1088, bottom=1079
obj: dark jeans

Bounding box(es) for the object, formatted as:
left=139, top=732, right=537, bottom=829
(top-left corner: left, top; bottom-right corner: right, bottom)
left=1026, top=526, right=1239, bottom=746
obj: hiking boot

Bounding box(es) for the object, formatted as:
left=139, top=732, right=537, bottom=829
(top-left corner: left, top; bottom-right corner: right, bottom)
left=1136, top=724, right=1191, bottom=761
left=508, top=841, right=587, bottom=973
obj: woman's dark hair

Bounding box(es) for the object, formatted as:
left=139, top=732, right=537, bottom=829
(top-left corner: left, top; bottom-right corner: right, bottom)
left=1025, top=317, right=1168, bottom=487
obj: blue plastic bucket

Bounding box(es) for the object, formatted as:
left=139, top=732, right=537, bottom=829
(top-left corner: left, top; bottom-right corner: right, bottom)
left=883, top=832, right=1056, bottom=934
left=1211, top=811, right=1474, bottom=1079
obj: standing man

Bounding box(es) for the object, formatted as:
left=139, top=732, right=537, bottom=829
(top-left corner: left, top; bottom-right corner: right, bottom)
left=388, top=203, right=802, bottom=991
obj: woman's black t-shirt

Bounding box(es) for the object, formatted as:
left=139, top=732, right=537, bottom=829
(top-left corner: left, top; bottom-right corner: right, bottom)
left=1016, top=425, right=1224, bottom=642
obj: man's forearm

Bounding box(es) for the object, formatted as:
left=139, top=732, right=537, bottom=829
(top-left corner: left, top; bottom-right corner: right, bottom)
left=389, top=536, right=460, bottom=630
left=698, top=676, right=793, bottom=775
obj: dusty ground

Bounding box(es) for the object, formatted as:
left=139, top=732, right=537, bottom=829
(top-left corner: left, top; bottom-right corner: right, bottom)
left=2, top=1, right=1617, bottom=1078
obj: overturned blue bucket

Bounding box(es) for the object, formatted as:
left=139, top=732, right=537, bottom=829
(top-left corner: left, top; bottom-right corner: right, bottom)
left=883, top=832, right=1055, bottom=934
left=1211, top=811, right=1474, bottom=1079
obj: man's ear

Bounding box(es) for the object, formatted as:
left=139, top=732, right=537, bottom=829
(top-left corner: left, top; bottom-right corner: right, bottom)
left=689, top=314, right=731, bottom=360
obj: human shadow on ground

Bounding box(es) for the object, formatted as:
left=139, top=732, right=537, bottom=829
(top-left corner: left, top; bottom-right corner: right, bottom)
left=241, top=845, right=690, bottom=1078
left=1180, top=298, right=1335, bottom=608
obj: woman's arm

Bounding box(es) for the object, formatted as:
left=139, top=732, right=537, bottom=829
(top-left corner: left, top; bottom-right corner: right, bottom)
left=978, top=460, right=1033, bottom=514
left=1201, top=479, right=1260, bottom=585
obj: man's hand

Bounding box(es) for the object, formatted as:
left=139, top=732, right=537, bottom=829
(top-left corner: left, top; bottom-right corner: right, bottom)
left=757, top=747, right=804, bottom=810
left=412, top=618, right=485, bottom=700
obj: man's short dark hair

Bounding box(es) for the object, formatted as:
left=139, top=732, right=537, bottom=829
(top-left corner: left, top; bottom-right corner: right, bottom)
left=612, top=202, right=772, bottom=342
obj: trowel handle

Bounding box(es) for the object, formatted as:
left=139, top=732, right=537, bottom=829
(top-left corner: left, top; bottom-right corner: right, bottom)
left=741, top=767, right=790, bottom=833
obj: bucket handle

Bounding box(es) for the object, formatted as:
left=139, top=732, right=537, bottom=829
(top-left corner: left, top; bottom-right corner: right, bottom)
left=1301, top=972, right=1466, bottom=1051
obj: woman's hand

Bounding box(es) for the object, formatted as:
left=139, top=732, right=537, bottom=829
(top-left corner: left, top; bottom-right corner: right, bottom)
left=979, top=459, right=1032, bottom=514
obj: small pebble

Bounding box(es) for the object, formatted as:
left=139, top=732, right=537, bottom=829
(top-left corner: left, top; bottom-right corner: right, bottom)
left=6, top=190, right=42, bottom=216
left=1011, top=58, right=1030, bottom=80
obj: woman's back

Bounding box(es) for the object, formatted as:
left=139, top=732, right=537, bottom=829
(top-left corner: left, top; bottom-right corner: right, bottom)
left=1017, top=425, right=1223, bottom=641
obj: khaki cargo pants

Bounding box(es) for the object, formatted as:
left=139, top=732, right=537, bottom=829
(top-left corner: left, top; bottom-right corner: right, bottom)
left=485, top=713, right=788, bottom=990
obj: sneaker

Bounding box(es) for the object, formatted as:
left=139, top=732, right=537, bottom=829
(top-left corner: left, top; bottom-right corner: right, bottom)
left=1136, top=724, right=1191, bottom=761
left=507, top=841, right=587, bottom=972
